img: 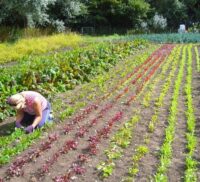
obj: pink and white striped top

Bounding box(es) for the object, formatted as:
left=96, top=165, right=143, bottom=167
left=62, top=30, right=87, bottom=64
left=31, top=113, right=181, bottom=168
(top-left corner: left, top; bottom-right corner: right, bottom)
left=21, top=91, right=47, bottom=115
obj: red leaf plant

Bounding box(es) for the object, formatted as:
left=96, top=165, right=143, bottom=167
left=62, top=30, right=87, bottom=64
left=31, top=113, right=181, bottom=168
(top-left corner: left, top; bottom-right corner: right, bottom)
left=99, top=126, right=111, bottom=138
left=41, top=153, right=60, bottom=173
left=7, top=134, right=58, bottom=177
left=66, top=140, right=78, bottom=150
left=72, top=104, right=98, bottom=124
left=89, top=118, right=98, bottom=127
left=126, top=52, right=168, bottom=106
left=76, top=126, right=88, bottom=138
left=63, top=124, right=73, bottom=134
left=52, top=111, right=124, bottom=181
left=72, top=163, right=86, bottom=175
left=53, top=172, right=73, bottom=182
left=41, top=140, right=78, bottom=174
left=101, top=49, right=157, bottom=101
left=78, top=154, right=89, bottom=163
left=99, top=103, right=113, bottom=115
left=88, top=136, right=100, bottom=155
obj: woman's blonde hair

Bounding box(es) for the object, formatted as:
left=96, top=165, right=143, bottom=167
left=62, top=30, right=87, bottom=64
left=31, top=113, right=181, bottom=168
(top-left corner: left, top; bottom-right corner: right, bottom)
left=7, top=93, right=26, bottom=110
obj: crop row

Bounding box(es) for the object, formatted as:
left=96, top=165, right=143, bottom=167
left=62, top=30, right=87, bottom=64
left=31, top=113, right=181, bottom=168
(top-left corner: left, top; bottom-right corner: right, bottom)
left=125, top=48, right=171, bottom=105
left=37, top=45, right=168, bottom=179
left=122, top=45, right=182, bottom=181
left=7, top=133, right=59, bottom=177
left=117, top=33, right=200, bottom=43
left=194, top=46, right=200, bottom=72
left=184, top=45, right=197, bottom=181
left=0, top=39, right=148, bottom=121
left=57, top=45, right=158, bottom=120
left=154, top=45, right=186, bottom=180
left=52, top=45, right=173, bottom=181
left=142, top=45, right=180, bottom=108
left=97, top=115, right=140, bottom=178
left=2, top=45, right=163, bottom=179
left=0, top=44, right=172, bottom=182
left=0, top=42, right=154, bottom=166
left=59, top=45, right=170, bottom=139
left=97, top=45, right=179, bottom=180
left=148, top=45, right=182, bottom=132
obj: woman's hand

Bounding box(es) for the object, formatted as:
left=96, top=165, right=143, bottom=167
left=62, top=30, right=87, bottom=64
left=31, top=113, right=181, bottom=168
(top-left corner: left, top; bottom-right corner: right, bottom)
left=24, top=125, right=34, bottom=134
left=15, top=122, right=23, bottom=128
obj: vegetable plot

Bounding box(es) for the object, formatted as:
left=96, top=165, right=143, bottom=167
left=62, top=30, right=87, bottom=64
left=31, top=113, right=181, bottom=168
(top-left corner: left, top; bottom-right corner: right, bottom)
left=0, top=43, right=199, bottom=182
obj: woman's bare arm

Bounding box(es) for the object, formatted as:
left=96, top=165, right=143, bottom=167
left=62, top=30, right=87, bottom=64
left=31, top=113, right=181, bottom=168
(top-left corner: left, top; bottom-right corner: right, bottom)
left=31, top=98, right=42, bottom=128
left=16, top=109, right=24, bottom=123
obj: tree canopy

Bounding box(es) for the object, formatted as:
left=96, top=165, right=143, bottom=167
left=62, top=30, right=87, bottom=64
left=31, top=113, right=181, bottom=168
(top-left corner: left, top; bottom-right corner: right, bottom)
left=0, top=0, right=199, bottom=32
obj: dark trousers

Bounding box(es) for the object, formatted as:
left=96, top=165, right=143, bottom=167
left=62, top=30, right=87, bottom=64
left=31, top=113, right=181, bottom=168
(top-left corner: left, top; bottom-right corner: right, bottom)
left=20, top=102, right=52, bottom=128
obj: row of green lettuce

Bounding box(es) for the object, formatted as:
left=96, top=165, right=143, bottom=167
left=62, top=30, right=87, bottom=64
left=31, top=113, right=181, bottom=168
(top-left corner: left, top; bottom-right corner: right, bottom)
left=91, top=33, right=200, bottom=43
left=0, top=39, right=149, bottom=121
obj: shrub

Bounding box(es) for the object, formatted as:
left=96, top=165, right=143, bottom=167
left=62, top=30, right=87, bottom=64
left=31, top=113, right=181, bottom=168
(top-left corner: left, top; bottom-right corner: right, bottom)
left=151, top=13, right=167, bottom=32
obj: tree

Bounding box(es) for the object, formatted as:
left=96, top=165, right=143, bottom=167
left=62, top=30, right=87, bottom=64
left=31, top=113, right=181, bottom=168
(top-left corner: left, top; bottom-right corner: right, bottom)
left=147, top=0, right=187, bottom=29
left=183, top=0, right=200, bottom=24
left=48, top=0, right=87, bottom=27
left=0, top=0, right=56, bottom=27
left=84, top=0, right=150, bottom=28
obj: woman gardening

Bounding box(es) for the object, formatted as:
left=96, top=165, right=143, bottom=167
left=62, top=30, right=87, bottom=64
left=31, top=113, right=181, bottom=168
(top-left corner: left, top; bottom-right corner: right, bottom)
left=7, top=91, right=53, bottom=134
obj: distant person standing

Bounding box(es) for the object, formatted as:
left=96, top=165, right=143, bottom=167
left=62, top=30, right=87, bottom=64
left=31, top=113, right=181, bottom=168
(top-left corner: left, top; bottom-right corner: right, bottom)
left=7, top=91, right=53, bottom=133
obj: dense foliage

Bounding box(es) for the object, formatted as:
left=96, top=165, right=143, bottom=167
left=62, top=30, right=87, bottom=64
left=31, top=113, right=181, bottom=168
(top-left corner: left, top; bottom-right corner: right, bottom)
left=0, top=0, right=199, bottom=32
left=0, top=33, right=83, bottom=64
left=0, top=39, right=148, bottom=121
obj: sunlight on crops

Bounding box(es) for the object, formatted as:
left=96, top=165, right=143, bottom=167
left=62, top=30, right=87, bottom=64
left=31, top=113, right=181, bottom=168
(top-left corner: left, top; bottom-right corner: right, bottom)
left=0, top=33, right=83, bottom=64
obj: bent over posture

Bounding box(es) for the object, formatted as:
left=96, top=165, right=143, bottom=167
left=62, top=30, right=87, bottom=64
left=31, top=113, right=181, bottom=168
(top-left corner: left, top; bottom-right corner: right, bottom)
left=7, top=91, right=52, bottom=133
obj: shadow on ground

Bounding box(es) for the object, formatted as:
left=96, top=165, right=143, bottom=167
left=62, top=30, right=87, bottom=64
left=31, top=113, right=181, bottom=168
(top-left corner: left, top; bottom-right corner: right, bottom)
left=0, top=122, right=15, bottom=136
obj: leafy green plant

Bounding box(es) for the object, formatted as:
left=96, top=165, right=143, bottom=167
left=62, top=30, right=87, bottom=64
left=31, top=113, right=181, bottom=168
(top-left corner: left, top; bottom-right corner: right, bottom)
left=59, top=107, right=75, bottom=121
left=105, top=146, right=123, bottom=160
left=0, top=129, right=41, bottom=165
left=97, top=162, right=115, bottom=178
left=194, top=46, right=200, bottom=72
left=0, top=40, right=149, bottom=121
left=127, top=145, right=149, bottom=177
left=96, top=115, right=140, bottom=178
